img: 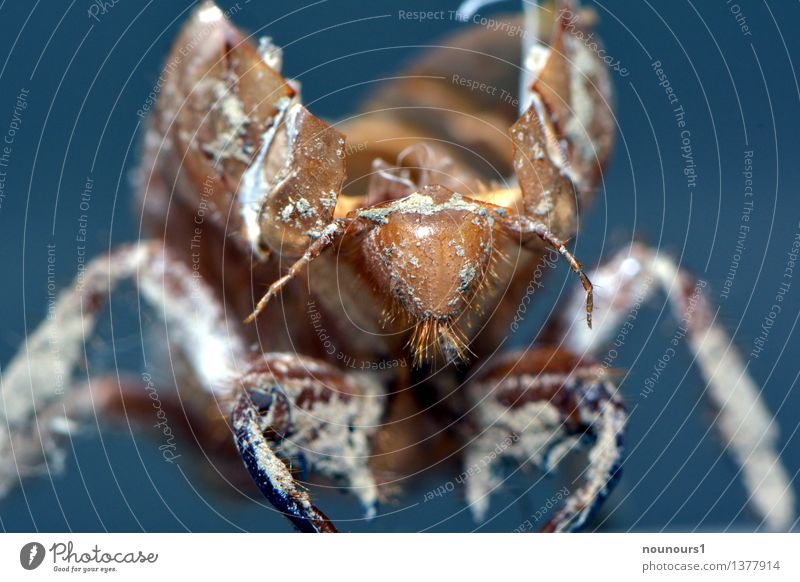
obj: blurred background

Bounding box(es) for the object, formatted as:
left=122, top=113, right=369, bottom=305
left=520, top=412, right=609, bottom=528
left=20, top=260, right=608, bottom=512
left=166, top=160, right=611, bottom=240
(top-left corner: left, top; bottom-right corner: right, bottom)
left=0, top=0, right=798, bottom=532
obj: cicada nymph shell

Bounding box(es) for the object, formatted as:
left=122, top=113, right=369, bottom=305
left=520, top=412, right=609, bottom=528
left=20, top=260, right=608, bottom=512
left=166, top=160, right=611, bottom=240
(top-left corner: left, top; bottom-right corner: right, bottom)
left=141, top=1, right=345, bottom=259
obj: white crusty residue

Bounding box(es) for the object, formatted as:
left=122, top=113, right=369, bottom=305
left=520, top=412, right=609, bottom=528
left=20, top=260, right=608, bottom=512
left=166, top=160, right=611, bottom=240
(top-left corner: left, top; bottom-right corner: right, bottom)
left=356, top=191, right=492, bottom=225
left=239, top=97, right=292, bottom=255
left=257, top=36, right=283, bottom=72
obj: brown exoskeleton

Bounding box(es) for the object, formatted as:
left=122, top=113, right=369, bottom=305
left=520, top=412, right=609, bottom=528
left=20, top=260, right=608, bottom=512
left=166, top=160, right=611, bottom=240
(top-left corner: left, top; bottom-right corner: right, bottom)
left=0, top=0, right=793, bottom=532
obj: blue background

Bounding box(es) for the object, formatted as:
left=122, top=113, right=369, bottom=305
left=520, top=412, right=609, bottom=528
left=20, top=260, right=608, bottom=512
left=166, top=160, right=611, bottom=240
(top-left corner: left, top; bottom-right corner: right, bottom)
left=0, top=0, right=798, bottom=532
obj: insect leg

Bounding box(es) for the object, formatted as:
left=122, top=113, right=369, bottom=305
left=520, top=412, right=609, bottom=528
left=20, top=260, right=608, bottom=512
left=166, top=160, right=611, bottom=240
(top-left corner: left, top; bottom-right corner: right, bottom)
left=246, top=221, right=346, bottom=323
left=463, top=348, right=625, bottom=532
left=0, top=242, right=245, bottom=496
left=231, top=353, right=385, bottom=532
left=559, top=243, right=795, bottom=531
left=500, top=215, right=594, bottom=328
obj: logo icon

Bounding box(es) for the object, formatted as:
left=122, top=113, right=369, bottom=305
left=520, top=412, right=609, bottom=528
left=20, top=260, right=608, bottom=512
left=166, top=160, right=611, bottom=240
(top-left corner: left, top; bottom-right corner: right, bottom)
left=20, top=542, right=46, bottom=570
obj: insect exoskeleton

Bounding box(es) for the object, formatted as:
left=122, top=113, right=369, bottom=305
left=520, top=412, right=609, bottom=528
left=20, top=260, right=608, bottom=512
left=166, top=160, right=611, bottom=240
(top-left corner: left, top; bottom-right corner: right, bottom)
left=353, top=184, right=499, bottom=364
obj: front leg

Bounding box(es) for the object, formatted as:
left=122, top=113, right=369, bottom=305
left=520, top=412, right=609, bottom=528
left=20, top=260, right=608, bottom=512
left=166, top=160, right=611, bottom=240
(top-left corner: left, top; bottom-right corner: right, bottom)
left=232, top=354, right=385, bottom=532
left=464, top=347, right=625, bottom=532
